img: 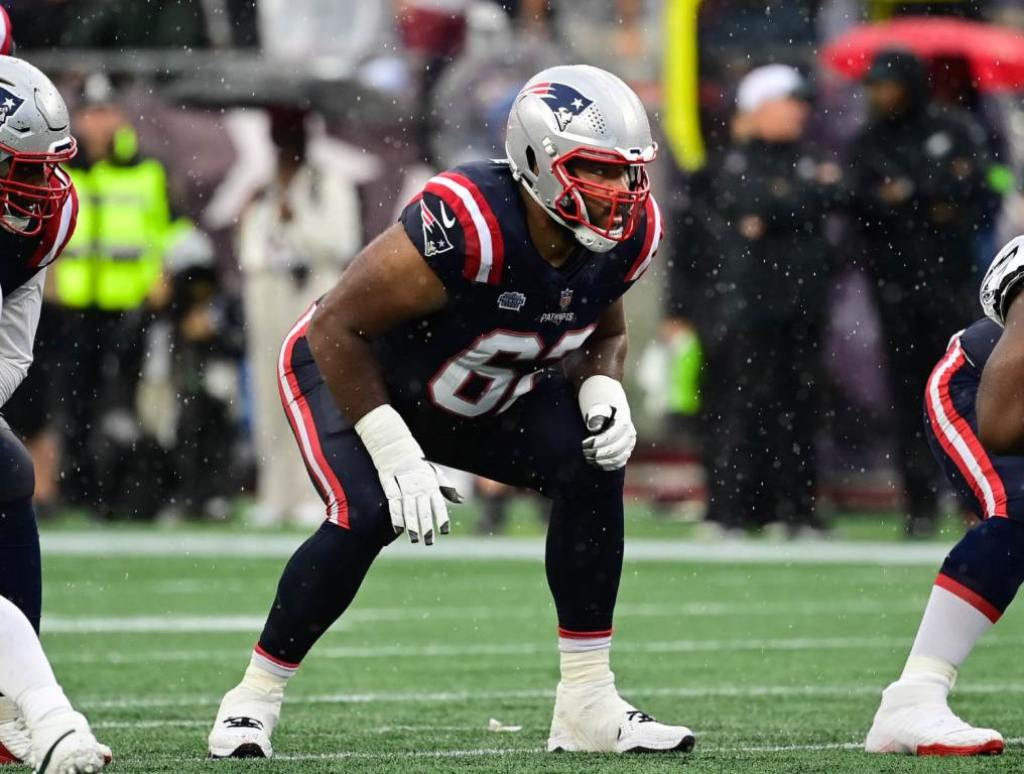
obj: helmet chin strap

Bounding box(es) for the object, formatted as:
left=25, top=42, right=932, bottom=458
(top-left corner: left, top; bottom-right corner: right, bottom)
left=514, top=172, right=619, bottom=254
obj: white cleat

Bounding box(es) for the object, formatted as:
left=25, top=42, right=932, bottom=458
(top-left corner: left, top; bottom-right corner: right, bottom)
left=547, top=677, right=695, bottom=754
left=207, top=683, right=282, bottom=759
left=865, top=679, right=1004, bottom=756
left=29, top=710, right=110, bottom=774
left=0, top=696, right=31, bottom=764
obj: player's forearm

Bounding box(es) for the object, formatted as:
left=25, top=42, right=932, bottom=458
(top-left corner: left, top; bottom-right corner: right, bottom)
left=565, top=332, right=628, bottom=389
left=978, top=294, right=1024, bottom=455
left=306, top=303, right=392, bottom=425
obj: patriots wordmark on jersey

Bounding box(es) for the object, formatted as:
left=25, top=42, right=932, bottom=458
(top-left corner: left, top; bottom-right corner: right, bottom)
left=379, top=159, right=661, bottom=420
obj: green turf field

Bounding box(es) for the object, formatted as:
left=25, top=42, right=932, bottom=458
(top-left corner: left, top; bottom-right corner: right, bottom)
left=37, top=522, right=1023, bottom=773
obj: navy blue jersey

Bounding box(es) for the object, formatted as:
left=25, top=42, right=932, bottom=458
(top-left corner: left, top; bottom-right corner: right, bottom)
left=958, top=317, right=1002, bottom=375
left=0, top=181, right=77, bottom=297
left=376, top=159, right=662, bottom=419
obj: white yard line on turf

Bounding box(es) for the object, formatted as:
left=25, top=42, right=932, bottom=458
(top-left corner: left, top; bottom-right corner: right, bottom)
left=269, top=749, right=543, bottom=761
left=49, top=634, right=980, bottom=663
left=40, top=598, right=921, bottom=634
left=42, top=615, right=270, bottom=633
left=39, top=531, right=950, bottom=565
left=128, top=737, right=1024, bottom=762
left=118, top=598, right=917, bottom=622
left=70, top=721, right=1024, bottom=755
left=75, top=683, right=1024, bottom=711
left=91, top=719, right=207, bottom=729
left=90, top=720, right=472, bottom=733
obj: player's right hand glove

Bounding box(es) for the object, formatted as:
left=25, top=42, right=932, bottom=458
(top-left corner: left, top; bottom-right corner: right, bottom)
left=355, top=405, right=463, bottom=545
left=578, top=375, right=637, bottom=471
left=981, top=235, right=1024, bottom=326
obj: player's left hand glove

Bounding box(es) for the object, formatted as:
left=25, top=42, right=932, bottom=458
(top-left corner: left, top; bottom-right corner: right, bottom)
left=578, top=375, right=637, bottom=471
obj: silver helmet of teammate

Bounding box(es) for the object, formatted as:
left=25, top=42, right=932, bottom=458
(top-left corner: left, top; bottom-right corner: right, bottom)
left=0, top=55, right=76, bottom=236
left=505, top=64, right=656, bottom=253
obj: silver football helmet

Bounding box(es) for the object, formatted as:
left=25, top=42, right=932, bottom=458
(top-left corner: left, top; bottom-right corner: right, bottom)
left=0, top=55, right=76, bottom=236
left=505, top=64, right=656, bottom=253
left=981, top=235, right=1024, bottom=326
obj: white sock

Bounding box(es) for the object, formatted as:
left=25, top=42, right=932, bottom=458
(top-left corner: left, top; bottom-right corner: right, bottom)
left=0, top=596, right=72, bottom=728
left=900, top=582, right=995, bottom=691
left=559, top=637, right=612, bottom=686
left=242, top=651, right=292, bottom=696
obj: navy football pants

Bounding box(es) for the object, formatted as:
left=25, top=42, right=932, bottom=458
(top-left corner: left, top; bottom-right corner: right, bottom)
left=257, top=317, right=625, bottom=668
left=923, top=334, right=1024, bottom=621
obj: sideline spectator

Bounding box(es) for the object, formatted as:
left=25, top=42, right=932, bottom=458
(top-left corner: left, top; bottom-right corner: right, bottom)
left=703, top=64, right=842, bottom=537
left=846, top=50, right=991, bottom=537
left=238, top=107, right=361, bottom=526
left=160, top=227, right=246, bottom=520
left=53, top=78, right=175, bottom=516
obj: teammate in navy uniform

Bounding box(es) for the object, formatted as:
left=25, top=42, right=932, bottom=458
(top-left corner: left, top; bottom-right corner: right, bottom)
left=209, top=65, right=695, bottom=759
left=0, top=56, right=109, bottom=772
left=865, top=235, right=1024, bottom=756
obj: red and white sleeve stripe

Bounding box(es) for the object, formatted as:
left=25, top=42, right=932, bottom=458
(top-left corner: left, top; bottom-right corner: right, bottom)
left=424, top=172, right=505, bottom=285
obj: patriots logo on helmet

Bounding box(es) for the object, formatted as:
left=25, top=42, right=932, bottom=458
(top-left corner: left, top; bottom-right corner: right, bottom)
left=0, top=86, right=23, bottom=127
left=522, top=82, right=593, bottom=132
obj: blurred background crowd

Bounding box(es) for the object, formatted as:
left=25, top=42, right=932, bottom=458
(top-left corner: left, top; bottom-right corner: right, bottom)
left=5, top=0, right=1024, bottom=539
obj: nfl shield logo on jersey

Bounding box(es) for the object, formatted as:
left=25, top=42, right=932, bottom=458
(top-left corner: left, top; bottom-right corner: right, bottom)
left=0, top=87, right=23, bottom=127
left=559, top=288, right=574, bottom=311
left=420, top=200, right=453, bottom=257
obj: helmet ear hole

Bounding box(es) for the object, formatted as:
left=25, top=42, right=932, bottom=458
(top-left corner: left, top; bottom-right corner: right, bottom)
left=525, top=145, right=539, bottom=177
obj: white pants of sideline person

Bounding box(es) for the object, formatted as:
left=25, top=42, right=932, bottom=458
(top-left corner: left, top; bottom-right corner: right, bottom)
left=244, top=268, right=338, bottom=526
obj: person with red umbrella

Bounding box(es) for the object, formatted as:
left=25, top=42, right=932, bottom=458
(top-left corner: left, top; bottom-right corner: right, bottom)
left=824, top=16, right=1024, bottom=93
left=845, top=49, right=992, bottom=538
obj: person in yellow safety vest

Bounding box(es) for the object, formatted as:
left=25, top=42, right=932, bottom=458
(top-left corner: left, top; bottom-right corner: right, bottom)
left=55, top=124, right=171, bottom=311
left=52, top=85, right=175, bottom=514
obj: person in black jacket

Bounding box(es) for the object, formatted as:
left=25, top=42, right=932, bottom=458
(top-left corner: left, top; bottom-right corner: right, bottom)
left=846, top=50, right=991, bottom=537
left=702, top=64, right=842, bottom=537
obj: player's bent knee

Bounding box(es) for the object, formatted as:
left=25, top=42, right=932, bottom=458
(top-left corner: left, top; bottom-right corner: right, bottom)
left=941, top=517, right=1024, bottom=614
left=0, top=428, right=34, bottom=504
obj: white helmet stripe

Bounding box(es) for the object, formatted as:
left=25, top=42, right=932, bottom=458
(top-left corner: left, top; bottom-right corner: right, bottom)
left=0, top=11, right=9, bottom=54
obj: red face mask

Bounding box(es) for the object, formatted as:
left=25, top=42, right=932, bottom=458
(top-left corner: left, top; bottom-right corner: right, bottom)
left=0, top=137, right=77, bottom=236
left=550, top=146, right=653, bottom=243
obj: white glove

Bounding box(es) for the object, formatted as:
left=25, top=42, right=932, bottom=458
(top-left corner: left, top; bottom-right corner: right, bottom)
left=578, top=375, right=637, bottom=471
left=355, top=405, right=463, bottom=545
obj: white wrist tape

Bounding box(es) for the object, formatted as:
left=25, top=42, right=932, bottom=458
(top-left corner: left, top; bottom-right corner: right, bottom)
left=578, top=375, right=629, bottom=419
left=354, top=404, right=424, bottom=472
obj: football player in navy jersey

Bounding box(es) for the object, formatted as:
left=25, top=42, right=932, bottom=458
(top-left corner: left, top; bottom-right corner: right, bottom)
left=209, top=64, right=694, bottom=758
left=864, top=236, right=1024, bottom=756
left=0, top=56, right=110, bottom=772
